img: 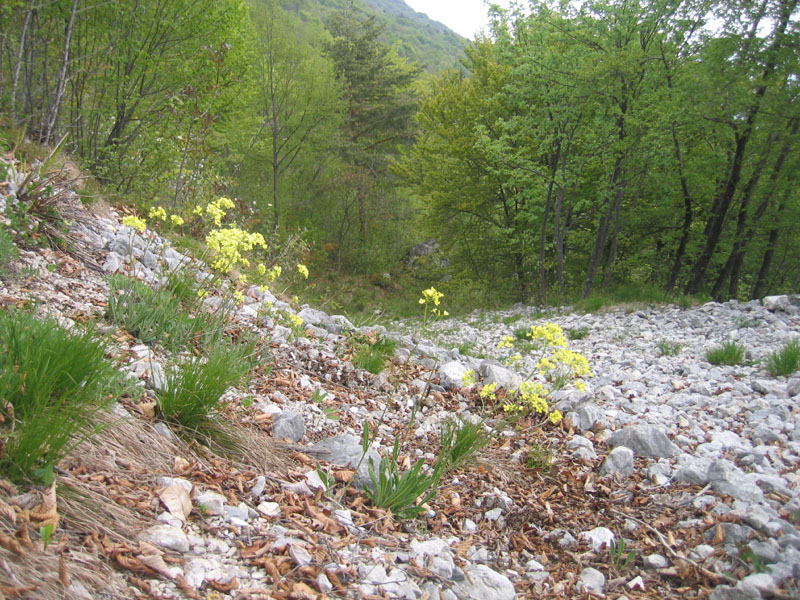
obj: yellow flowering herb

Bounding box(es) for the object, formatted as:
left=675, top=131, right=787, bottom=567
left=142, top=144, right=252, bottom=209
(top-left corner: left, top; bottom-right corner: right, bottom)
left=205, top=227, right=267, bottom=273
left=419, top=287, right=444, bottom=306
left=297, top=263, right=309, bottom=279
left=233, top=291, right=245, bottom=304
left=267, top=265, right=282, bottom=282
left=122, top=215, right=147, bottom=233
left=256, top=263, right=267, bottom=276
left=462, top=369, right=477, bottom=386
left=289, top=314, right=303, bottom=328
left=549, top=410, right=563, bottom=424
left=498, top=336, right=515, bottom=349
left=148, top=206, right=167, bottom=221
left=170, top=214, right=184, bottom=226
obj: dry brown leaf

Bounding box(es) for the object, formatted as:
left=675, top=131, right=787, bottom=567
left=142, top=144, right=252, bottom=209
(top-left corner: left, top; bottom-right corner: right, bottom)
left=289, top=582, right=317, bottom=599
left=712, top=523, right=724, bottom=546
left=59, top=551, right=70, bottom=587
left=207, top=578, right=240, bottom=592
left=175, top=575, right=201, bottom=599
left=15, top=522, right=33, bottom=549
left=138, top=552, right=177, bottom=579
left=138, top=402, right=156, bottom=419
left=30, top=482, right=59, bottom=529
left=0, top=531, right=24, bottom=555
left=158, top=484, right=192, bottom=522
left=0, top=498, right=17, bottom=524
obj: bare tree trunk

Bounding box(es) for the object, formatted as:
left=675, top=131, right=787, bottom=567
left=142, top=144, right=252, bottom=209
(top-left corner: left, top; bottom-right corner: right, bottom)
left=10, top=0, right=35, bottom=124
left=43, top=0, right=78, bottom=144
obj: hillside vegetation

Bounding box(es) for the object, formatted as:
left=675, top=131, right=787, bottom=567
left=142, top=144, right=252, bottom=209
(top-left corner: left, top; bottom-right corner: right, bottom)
left=0, top=0, right=798, bottom=321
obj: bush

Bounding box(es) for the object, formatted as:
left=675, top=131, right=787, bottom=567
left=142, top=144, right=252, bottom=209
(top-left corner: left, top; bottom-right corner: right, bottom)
left=765, top=340, right=800, bottom=377
left=706, top=341, right=745, bottom=366
left=156, top=339, right=256, bottom=434
left=0, top=310, right=121, bottom=482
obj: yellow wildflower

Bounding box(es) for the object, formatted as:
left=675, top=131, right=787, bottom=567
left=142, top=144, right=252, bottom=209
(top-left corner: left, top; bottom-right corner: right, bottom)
left=122, top=215, right=147, bottom=232
left=148, top=206, right=167, bottom=221
left=549, top=410, right=563, bottom=424
left=297, top=263, right=309, bottom=279
left=170, top=214, right=184, bottom=226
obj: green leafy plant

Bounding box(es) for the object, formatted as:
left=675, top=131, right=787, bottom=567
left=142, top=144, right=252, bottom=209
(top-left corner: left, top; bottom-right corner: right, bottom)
left=525, top=444, right=554, bottom=472
left=739, top=545, right=769, bottom=574
left=350, top=334, right=397, bottom=374
left=107, top=274, right=228, bottom=351
left=156, top=338, right=256, bottom=434
left=0, top=310, right=122, bottom=482
left=503, top=314, right=523, bottom=326
left=657, top=340, right=682, bottom=356
left=610, top=537, right=635, bottom=570
left=365, top=436, right=444, bottom=520
left=567, top=326, right=590, bottom=340
left=765, top=340, right=800, bottom=377
left=0, top=226, right=19, bottom=278
left=39, top=523, right=55, bottom=550
left=439, top=417, right=492, bottom=471
left=706, top=341, right=745, bottom=366
left=311, top=389, right=339, bottom=421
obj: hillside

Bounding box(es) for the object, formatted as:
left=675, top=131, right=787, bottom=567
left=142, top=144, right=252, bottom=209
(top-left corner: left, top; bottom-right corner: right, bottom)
left=282, top=0, right=467, bottom=71
left=1, top=153, right=799, bottom=599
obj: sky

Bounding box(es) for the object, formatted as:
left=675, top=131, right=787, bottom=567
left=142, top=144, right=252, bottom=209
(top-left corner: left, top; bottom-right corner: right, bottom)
left=404, top=0, right=513, bottom=39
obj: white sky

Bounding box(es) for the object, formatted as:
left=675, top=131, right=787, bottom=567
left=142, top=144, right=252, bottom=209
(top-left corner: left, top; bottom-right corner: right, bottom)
left=404, top=0, right=514, bottom=39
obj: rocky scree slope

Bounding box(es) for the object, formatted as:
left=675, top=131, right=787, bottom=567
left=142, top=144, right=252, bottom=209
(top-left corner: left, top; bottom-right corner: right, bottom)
left=1, top=159, right=799, bottom=599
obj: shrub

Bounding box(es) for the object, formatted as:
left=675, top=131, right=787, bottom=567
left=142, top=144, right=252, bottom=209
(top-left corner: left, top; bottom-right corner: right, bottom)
left=765, top=340, right=800, bottom=377
left=0, top=310, right=121, bottom=482
left=156, top=338, right=256, bottom=434
left=706, top=341, right=745, bottom=366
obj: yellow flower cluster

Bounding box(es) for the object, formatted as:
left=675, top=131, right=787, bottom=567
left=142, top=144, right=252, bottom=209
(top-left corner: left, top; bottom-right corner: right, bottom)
left=122, top=215, right=147, bottom=233
left=205, top=227, right=267, bottom=272
left=148, top=206, right=167, bottom=221
left=267, top=265, right=281, bottom=282
left=288, top=314, right=303, bottom=328
left=419, top=287, right=443, bottom=306
left=462, top=369, right=477, bottom=386
left=497, top=336, right=515, bottom=349
left=256, top=263, right=267, bottom=276
left=170, top=214, right=184, bottom=226
left=203, top=196, right=236, bottom=227
left=297, top=264, right=309, bottom=279
left=528, top=323, right=567, bottom=348
left=479, top=382, right=497, bottom=401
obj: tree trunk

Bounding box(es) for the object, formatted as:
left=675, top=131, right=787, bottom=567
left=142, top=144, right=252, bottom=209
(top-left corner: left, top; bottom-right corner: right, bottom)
left=43, top=0, right=78, bottom=144
left=685, top=0, right=796, bottom=295
left=10, top=1, right=35, bottom=124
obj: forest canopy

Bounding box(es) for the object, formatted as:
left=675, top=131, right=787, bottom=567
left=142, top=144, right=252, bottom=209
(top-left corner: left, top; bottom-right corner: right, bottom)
left=1, top=0, right=797, bottom=309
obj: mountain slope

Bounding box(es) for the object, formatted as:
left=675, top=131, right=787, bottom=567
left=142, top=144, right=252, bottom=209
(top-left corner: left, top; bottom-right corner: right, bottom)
left=283, top=0, right=467, bottom=72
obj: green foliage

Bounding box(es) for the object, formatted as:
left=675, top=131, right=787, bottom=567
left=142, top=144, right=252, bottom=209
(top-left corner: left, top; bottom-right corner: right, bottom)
left=657, top=340, right=683, bottom=356
left=349, top=334, right=397, bottom=374
left=311, top=389, right=339, bottom=421
left=106, top=274, right=228, bottom=351
left=156, top=338, right=256, bottom=433
left=439, top=417, right=492, bottom=471
left=567, top=327, right=590, bottom=340
left=0, top=310, right=122, bottom=482
left=610, top=537, right=636, bottom=571
left=765, top=340, right=800, bottom=377
left=739, top=545, right=770, bottom=574
left=0, top=225, right=18, bottom=277
left=706, top=341, right=746, bottom=366
left=524, top=444, right=554, bottom=472
left=365, top=437, right=443, bottom=519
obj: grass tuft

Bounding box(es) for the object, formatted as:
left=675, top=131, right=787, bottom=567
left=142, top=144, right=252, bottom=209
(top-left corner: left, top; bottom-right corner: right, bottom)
left=657, top=340, right=682, bottom=356
left=705, top=341, right=745, bottom=366
left=567, top=326, right=590, bottom=340
left=765, top=340, right=800, bottom=377
left=156, top=338, right=256, bottom=435
left=350, top=335, right=397, bottom=374
left=0, top=310, right=122, bottom=482
left=439, top=417, right=492, bottom=471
